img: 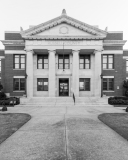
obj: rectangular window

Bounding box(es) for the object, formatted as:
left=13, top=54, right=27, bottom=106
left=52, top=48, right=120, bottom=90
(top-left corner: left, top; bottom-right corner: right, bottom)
left=0, top=59, right=1, bottom=72
left=37, top=78, right=48, bottom=91
left=126, top=60, right=128, bottom=72
left=103, top=78, right=114, bottom=91
left=14, top=55, right=25, bottom=69
left=58, top=55, right=69, bottom=69
left=79, top=55, right=90, bottom=69
left=37, top=55, right=48, bottom=69
left=79, top=78, right=90, bottom=91
left=103, top=55, right=114, bottom=69
left=13, top=78, right=25, bottom=91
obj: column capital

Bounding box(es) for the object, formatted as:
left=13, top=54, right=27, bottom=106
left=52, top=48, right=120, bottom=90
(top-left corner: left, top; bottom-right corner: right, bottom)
left=72, top=50, right=80, bottom=54
left=94, top=49, right=104, bottom=54
left=48, top=50, right=56, bottom=54
left=24, top=49, right=34, bottom=54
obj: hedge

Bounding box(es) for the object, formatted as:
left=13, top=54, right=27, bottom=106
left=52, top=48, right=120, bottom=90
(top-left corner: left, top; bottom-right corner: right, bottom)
left=108, top=97, right=128, bottom=105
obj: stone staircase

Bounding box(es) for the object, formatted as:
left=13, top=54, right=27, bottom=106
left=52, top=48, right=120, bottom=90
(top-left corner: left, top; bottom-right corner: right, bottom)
left=17, top=97, right=110, bottom=107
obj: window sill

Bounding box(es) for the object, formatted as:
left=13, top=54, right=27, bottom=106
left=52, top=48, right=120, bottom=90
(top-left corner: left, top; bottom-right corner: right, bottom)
left=13, top=69, right=25, bottom=70
left=103, top=69, right=115, bottom=70
left=37, top=91, right=48, bottom=92
left=103, top=91, right=114, bottom=92
left=79, top=90, right=90, bottom=92
left=13, top=91, right=25, bottom=92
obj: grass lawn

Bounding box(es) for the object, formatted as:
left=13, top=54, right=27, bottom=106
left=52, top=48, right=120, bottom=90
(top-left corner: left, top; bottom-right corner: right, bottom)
left=0, top=113, right=31, bottom=144
left=98, top=113, right=128, bottom=141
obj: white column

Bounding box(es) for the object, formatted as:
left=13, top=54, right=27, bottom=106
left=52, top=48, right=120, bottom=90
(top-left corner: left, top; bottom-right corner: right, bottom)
left=26, top=50, right=33, bottom=98
left=48, top=50, right=56, bottom=97
left=94, top=50, right=102, bottom=97
left=72, top=50, right=80, bottom=97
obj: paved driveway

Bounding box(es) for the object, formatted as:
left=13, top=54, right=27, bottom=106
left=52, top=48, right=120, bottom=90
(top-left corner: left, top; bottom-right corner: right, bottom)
left=0, top=105, right=128, bottom=160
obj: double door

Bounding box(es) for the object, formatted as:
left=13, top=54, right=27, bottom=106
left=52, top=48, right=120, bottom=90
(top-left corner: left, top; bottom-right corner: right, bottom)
left=59, top=79, right=69, bottom=96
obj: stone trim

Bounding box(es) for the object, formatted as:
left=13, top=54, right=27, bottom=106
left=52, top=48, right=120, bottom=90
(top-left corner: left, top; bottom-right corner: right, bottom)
left=103, top=40, right=127, bottom=46
left=102, top=50, right=123, bottom=54
left=5, top=50, right=26, bottom=54
left=1, top=40, right=25, bottom=46
left=103, top=76, right=114, bottom=78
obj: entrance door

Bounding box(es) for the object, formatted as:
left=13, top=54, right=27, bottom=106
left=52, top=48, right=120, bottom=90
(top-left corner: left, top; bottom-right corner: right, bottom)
left=59, top=79, right=69, bottom=96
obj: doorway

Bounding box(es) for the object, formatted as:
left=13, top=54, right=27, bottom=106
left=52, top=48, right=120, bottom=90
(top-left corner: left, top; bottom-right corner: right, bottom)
left=59, top=78, right=69, bottom=96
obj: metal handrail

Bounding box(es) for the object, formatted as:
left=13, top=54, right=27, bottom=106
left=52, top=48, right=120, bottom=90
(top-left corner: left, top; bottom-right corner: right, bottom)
left=73, top=93, right=75, bottom=105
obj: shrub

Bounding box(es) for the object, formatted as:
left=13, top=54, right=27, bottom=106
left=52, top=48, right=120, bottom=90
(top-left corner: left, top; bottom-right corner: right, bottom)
left=0, top=92, right=6, bottom=100
left=108, top=96, right=128, bottom=105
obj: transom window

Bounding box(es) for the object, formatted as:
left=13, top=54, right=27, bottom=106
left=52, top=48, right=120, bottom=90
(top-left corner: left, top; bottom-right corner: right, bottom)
left=13, top=78, right=25, bottom=91
left=79, top=55, right=90, bottom=69
left=103, top=78, right=114, bottom=91
left=14, top=55, right=25, bottom=69
left=37, top=55, right=48, bottom=69
left=103, top=55, right=114, bottom=69
left=126, top=60, right=128, bottom=72
left=58, top=55, right=69, bottom=69
left=79, top=78, right=90, bottom=91
left=37, top=78, right=48, bottom=91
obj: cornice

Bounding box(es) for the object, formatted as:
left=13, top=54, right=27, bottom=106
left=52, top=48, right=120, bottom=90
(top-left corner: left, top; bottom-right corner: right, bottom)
left=22, top=35, right=106, bottom=40
left=103, top=40, right=127, bottom=46
left=1, top=40, right=25, bottom=46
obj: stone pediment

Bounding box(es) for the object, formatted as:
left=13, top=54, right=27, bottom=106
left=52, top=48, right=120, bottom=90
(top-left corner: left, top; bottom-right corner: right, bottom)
left=21, top=9, right=107, bottom=40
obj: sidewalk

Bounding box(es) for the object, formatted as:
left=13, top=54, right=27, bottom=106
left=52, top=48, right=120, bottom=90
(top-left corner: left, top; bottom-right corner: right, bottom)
left=0, top=104, right=128, bottom=160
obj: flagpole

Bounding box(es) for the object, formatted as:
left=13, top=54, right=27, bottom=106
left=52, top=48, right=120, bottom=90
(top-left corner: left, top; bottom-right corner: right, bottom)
left=63, top=42, right=64, bottom=71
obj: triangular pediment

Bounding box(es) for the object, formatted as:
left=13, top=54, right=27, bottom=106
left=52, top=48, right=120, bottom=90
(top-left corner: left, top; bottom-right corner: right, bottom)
left=21, top=10, right=107, bottom=40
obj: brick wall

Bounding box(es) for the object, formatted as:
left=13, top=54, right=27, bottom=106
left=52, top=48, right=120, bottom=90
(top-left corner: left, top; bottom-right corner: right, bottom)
left=105, top=33, right=123, bottom=40
left=5, top=33, right=23, bottom=40
left=5, top=46, right=25, bottom=50
left=102, top=54, right=125, bottom=96
left=5, top=54, right=26, bottom=96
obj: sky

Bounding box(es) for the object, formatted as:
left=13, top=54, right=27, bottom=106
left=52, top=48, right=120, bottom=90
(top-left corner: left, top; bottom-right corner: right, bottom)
left=0, top=0, right=128, bottom=49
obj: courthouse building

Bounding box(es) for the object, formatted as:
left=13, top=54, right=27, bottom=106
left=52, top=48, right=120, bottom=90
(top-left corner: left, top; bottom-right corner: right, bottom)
left=0, top=9, right=128, bottom=98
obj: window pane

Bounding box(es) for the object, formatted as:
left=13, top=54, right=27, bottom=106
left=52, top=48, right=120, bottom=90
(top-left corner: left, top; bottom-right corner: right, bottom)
left=85, top=58, right=90, bottom=63
left=79, top=82, right=84, bottom=91
left=15, top=64, right=19, bottom=69
left=103, top=79, right=107, bottom=90
left=59, top=59, right=63, bottom=63
left=59, top=64, right=63, bottom=69
left=109, top=79, right=114, bottom=90
left=80, top=64, right=84, bottom=69
left=85, top=79, right=90, bottom=91
left=108, top=64, right=113, bottom=69
left=44, top=59, right=48, bottom=63
left=65, top=59, right=69, bottom=63
left=38, top=64, right=42, bottom=69
left=20, top=79, right=25, bottom=90
left=103, top=56, right=107, bottom=63
left=21, top=64, right=25, bottom=69
left=15, top=57, right=19, bottom=63
left=80, top=59, right=84, bottom=63
left=65, top=64, right=69, bottom=69
left=85, top=64, right=89, bottom=69
left=21, top=57, right=25, bottom=63
left=109, top=57, right=113, bottom=63
left=103, top=64, right=107, bottom=69
left=38, top=58, right=42, bottom=63
left=44, top=64, right=48, bottom=69
left=44, top=82, right=48, bottom=91
left=14, top=79, right=19, bottom=90
left=126, top=61, right=128, bottom=66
